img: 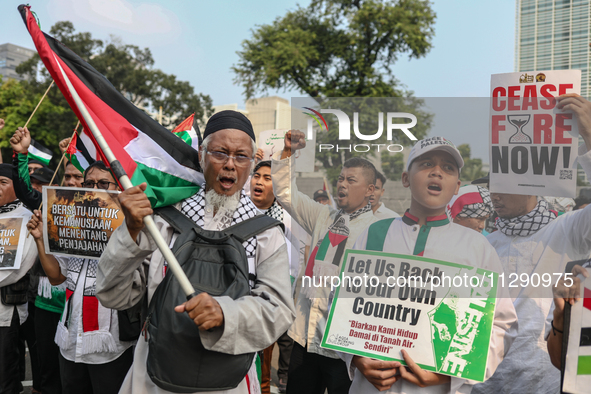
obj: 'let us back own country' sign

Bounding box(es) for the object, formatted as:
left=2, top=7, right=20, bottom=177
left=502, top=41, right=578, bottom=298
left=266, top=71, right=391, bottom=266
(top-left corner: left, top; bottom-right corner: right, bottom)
left=321, top=250, right=497, bottom=382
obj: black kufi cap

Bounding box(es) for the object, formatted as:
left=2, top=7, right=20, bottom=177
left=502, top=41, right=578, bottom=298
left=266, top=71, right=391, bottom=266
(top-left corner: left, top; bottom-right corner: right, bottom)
left=203, top=110, right=255, bottom=142
left=0, top=164, right=13, bottom=180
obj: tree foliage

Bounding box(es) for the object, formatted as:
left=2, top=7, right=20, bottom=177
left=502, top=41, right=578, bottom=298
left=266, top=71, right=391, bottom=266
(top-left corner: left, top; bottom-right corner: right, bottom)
left=233, top=0, right=435, bottom=98
left=3, top=21, right=212, bottom=164
left=234, top=0, right=435, bottom=186
left=457, top=143, right=486, bottom=182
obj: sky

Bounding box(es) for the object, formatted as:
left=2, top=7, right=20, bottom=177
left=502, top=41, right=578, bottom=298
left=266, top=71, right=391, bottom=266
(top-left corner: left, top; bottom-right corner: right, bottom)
left=0, top=0, right=517, bottom=160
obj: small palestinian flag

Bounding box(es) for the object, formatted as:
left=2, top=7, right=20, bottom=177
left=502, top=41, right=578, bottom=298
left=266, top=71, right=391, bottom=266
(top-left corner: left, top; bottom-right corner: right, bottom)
left=172, top=113, right=201, bottom=151
left=28, top=139, right=53, bottom=165
left=19, top=5, right=203, bottom=208
left=65, top=130, right=96, bottom=173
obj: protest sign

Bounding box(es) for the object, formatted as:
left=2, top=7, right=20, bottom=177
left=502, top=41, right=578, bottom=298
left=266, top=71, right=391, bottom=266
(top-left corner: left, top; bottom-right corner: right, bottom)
left=321, top=250, right=498, bottom=382
left=258, top=129, right=316, bottom=173
left=489, top=70, right=581, bottom=197
left=42, top=186, right=124, bottom=259
left=563, top=265, right=591, bottom=393
left=0, top=216, right=28, bottom=270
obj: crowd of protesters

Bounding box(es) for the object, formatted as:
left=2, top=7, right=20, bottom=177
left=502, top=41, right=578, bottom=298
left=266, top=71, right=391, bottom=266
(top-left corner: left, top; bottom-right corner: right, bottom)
left=0, top=94, right=589, bottom=394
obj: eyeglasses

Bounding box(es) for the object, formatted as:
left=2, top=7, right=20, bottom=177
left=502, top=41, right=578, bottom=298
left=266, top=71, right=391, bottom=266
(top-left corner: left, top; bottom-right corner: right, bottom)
left=82, top=180, right=118, bottom=189
left=206, top=150, right=254, bottom=167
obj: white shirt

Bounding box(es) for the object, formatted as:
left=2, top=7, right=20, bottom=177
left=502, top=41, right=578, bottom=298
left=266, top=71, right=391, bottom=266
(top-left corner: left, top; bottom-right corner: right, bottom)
left=472, top=147, right=591, bottom=394
left=55, top=257, right=134, bottom=364
left=374, top=203, right=401, bottom=220
left=346, top=217, right=517, bottom=394
left=0, top=203, right=36, bottom=326
left=96, top=196, right=294, bottom=394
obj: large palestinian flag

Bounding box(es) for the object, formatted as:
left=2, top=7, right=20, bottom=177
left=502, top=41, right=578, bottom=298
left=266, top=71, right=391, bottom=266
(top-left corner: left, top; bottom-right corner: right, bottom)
left=19, top=5, right=203, bottom=208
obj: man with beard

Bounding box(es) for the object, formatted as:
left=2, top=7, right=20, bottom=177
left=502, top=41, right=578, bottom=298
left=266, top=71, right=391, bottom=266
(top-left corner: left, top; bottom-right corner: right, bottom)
left=271, top=130, right=377, bottom=394
left=95, top=110, right=295, bottom=394
left=472, top=94, right=591, bottom=394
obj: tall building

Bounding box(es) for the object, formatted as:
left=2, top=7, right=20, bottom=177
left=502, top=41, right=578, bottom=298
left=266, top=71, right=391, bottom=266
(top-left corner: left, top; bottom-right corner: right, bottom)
left=515, top=0, right=591, bottom=97
left=0, top=43, right=36, bottom=81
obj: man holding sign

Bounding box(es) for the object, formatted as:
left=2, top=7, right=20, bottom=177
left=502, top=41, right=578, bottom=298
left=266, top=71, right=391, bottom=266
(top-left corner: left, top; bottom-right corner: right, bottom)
left=472, top=94, right=591, bottom=394
left=0, top=163, right=37, bottom=394
left=272, top=131, right=377, bottom=394
left=336, top=138, right=517, bottom=393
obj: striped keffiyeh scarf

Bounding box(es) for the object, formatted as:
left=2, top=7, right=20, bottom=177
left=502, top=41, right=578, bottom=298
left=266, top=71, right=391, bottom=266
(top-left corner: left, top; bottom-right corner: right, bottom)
left=496, top=200, right=557, bottom=237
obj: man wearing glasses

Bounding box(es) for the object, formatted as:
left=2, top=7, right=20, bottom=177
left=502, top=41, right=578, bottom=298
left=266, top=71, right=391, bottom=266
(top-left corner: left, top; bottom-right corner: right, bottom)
left=95, top=110, right=295, bottom=394
left=27, top=161, right=135, bottom=394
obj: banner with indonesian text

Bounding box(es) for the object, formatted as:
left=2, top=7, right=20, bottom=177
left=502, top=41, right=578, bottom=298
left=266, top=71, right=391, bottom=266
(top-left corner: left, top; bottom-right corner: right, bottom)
left=42, top=186, right=125, bottom=259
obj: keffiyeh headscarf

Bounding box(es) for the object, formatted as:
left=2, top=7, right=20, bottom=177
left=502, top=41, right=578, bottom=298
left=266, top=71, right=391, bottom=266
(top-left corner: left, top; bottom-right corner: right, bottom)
left=265, top=200, right=284, bottom=222
left=447, top=185, right=493, bottom=219
left=496, top=200, right=557, bottom=237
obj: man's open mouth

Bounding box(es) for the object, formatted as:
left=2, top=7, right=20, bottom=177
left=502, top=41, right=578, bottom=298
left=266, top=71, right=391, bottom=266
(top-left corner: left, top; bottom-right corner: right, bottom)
left=219, top=176, right=236, bottom=189
left=428, top=183, right=441, bottom=192
left=253, top=186, right=263, bottom=196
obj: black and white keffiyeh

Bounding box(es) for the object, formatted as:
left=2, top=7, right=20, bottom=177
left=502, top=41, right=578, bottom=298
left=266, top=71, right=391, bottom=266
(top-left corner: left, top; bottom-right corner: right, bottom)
left=447, top=186, right=492, bottom=219
left=181, top=188, right=260, bottom=256
left=496, top=200, right=557, bottom=237
left=326, top=203, right=373, bottom=237
left=0, top=200, right=21, bottom=214
left=265, top=200, right=284, bottom=222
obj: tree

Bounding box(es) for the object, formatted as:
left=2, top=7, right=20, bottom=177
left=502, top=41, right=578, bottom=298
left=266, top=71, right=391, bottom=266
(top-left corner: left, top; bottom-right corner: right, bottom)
left=8, top=21, right=212, bottom=164
left=233, top=0, right=435, bottom=185
left=233, top=0, right=435, bottom=99
left=457, top=143, right=486, bottom=182
left=381, top=151, right=404, bottom=180
left=0, top=77, right=68, bottom=163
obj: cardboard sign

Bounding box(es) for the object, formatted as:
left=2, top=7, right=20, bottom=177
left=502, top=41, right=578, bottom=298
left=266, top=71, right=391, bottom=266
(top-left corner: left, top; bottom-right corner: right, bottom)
left=489, top=70, right=581, bottom=197
left=321, top=250, right=498, bottom=382
left=258, top=129, right=316, bottom=173
left=0, top=216, right=28, bottom=270
left=42, top=186, right=124, bottom=259
left=564, top=265, right=591, bottom=393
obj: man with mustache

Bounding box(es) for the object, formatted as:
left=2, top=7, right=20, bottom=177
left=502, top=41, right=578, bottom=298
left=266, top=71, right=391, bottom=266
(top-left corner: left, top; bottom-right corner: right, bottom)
left=271, top=130, right=377, bottom=394
left=472, top=94, right=591, bottom=394
left=95, top=110, right=295, bottom=394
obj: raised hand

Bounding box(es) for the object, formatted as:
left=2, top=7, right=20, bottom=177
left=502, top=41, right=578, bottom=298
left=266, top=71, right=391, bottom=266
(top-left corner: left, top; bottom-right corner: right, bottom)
left=117, top=183, right=153, bottom=241
left=10, top=127, right=32, bottom=154
left=281, top=129, right=306, bottom=159
left=26, top=210, right=43, bottom=240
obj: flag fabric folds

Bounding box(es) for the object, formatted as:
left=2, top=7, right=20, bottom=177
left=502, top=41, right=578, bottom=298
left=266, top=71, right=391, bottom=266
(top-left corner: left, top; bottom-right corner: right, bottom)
left=28, top=139, right=53, bottom=165
left=65, top=130, right=97, bottom=173
left=19, top=5, right=203, bottom=208
left=172, top=113, right=201, bottom=152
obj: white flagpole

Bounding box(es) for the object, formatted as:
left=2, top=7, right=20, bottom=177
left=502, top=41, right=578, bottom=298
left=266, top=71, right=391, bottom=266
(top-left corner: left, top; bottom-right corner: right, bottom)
left=53, top=55, right=196, bottom=298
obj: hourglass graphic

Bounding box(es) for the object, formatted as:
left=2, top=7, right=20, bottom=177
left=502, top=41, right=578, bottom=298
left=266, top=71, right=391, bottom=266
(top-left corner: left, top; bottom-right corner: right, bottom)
left=507, top=114, right=532, bottom=144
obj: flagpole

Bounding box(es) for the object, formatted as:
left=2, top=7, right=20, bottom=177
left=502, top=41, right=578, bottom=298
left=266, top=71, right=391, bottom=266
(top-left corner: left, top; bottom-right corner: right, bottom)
left=24, top=81, right=54, bottom=129
left=62, top=121, right=81, bottom=181
left=27, top=124, right=80, bottom=238
left=53, top=56, right=196, bottom=298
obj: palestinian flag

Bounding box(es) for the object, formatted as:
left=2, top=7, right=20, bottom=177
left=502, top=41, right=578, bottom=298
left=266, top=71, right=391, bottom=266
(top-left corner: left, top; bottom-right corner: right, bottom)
left=19, top=5, right=203, bottom=208
left=65, top=130, right=97, bottom=173
left=28, top=139, right=53, bottom=165
left=172, top=113, right=201, bottom=151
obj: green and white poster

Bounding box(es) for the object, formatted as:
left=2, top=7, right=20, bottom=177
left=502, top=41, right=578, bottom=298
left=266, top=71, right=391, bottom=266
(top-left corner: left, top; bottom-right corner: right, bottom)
left=321, top=250, right=498, bottom=382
